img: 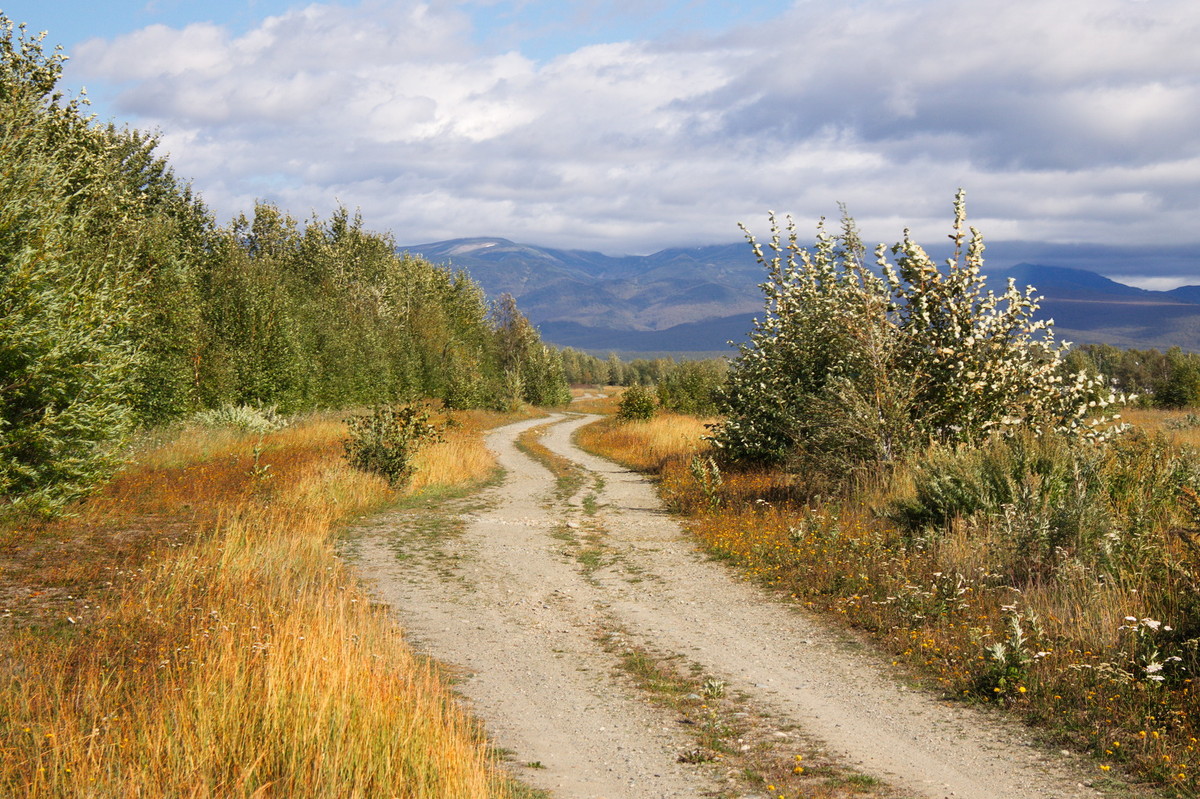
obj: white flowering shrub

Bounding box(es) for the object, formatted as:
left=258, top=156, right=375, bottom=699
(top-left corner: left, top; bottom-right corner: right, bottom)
left=191, top=404, right=289, bottom=434
left=712, top=191, right=1126, bottom=471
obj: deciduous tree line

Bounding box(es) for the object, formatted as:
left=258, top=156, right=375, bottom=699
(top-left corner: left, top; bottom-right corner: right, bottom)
left=0, top=18, right=568, bottom=515
left=1067, top=344, right=1200, bottom=410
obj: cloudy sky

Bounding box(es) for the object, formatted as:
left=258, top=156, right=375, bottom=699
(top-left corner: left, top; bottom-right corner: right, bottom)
left=5, top=0, right=1200, bottom=284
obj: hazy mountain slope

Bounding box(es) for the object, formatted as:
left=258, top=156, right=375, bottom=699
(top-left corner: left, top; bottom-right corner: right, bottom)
left=997, top=264, right=1200, bottom=349
left=401, top=237, right=763, bottom=332
left=998, top=264, right=1153, bottom=300
left=538, top=313, right=758, bottom=353
left=401, top=239, right=1200, bottom=353
left=1167, top=286, right=1200, bottom=304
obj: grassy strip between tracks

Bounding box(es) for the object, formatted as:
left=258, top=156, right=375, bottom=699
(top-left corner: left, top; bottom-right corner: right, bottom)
left=602, top=629, right=903, bottom=799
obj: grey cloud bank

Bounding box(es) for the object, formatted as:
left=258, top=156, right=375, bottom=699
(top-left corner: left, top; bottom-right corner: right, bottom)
left=67, top=0, right=1200, bottom=274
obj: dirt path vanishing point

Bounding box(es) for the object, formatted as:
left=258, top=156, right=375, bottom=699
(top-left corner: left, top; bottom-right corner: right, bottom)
left=349, top=413, right=1108, bottom=799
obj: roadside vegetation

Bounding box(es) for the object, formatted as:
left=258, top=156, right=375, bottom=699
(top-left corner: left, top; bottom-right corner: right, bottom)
left=1070, top=345, right=1200, bottom=410
left=0, top=16, right=569, bottom=520
left=581, top=198, right=1200, bottom=797
left=0, top=407, right=523, bottom=797
left=9, top=11, right=1200, bottom=796
left=561, top=348, right=727, bottom=407
left=0, top=16, right=556, bottom=797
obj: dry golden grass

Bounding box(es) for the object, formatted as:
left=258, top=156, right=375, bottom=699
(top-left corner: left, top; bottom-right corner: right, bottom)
left=410, top=411, right=506, bottom=493
left=0, top=412, right=517, bottom=798
left=575, top=412, right=714, bottom=472
left=569, top=386, right=622, bottom=415
left=1123, top=406, right=1200, bottom=447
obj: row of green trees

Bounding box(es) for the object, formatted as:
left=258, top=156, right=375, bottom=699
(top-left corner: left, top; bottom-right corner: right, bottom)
left=0, top=18, right=568, bottom=516
left=559, top=348, right=727, bottom=415
left=559, top=349, right=677, bottom=387
left=1067, top=344, right=1200, bottom=409
left=2, top=20, right=168, bottom=515
left=188, top=207, right=569, bottom=415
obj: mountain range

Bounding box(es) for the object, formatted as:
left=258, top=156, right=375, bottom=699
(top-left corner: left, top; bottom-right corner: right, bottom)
left=400, top=237, right=1200, bottom=354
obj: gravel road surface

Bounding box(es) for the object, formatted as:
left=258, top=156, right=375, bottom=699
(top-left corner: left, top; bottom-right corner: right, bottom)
left=350, top=413, right=1105, bottom=799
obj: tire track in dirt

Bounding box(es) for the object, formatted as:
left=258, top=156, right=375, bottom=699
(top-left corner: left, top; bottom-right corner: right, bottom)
left=349, top=413, right=1107, bottom=799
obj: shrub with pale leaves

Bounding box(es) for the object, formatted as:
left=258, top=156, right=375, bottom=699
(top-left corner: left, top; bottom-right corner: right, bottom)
left=711, top=191, right=1127, bottom=473
left=191, top=404, right=289, bottom=434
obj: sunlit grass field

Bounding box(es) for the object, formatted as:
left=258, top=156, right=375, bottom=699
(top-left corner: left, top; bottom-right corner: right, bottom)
left=580, top=405, right=1200, bottom=796
left=0, top=409, right=519, bottom=797
left=568, top=385, right=623, bottom=415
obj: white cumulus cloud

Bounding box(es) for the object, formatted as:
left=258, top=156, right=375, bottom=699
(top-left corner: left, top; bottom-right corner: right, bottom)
left=68, top=0, right=1200, bottom=257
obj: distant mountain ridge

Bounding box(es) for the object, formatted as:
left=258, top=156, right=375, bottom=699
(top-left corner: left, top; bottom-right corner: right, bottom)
left=402, top=237, right=765, bottom=334
left=994, top=264, right=1200, bottom=352
left=997, top=264, right=1153, bottom=300
left=400, top=237, right=1200, bottom=353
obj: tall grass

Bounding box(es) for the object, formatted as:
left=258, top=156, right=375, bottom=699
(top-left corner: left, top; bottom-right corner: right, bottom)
left=0, top=411, right=512, bottom=797
left=569, top=386, right=622, bottom=415
left=410, top=412, right=500, bottom=493
left=574, top=412, right=714, bottom=473
left=580, top=408, right=1200, bottom=795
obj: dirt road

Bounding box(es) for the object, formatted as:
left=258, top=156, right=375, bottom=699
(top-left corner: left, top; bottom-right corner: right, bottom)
left=350, top=413, right=1104, bottom=799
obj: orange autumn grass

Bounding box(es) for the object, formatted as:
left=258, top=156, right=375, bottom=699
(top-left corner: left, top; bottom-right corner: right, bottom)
left=568, top=386, right=623, bottom=416
left=574, top=412, right=714, bottom=472
left=0, top=410, right=516, bottom=798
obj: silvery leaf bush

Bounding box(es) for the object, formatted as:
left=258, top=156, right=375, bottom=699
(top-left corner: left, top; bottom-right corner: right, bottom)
left=711, top=191, right=1126, bottom=474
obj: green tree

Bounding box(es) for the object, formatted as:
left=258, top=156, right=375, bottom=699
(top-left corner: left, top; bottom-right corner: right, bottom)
left=560, top=348, right=613, bottom=385
left=1155, top=349, right=1200, bottom=409
left=656, top=359, right=727, bottom=416
left=712, top=208, right=904, bottom=466
left=200, top=213, right=306, bottom=410
left=606, top=352, right=629, bottom=385
left=491, top=293, right=570, bottom=408
left=0, top=19, right=143, bottom=514
left=617, top=384, right=657, bottom=421
left=104, top=127, right=216, bottom=424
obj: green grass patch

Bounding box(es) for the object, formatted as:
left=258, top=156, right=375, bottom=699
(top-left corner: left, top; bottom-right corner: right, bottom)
left=516, top=423, right=586, bottom=500
left=600, top=631, right=902, bottom=799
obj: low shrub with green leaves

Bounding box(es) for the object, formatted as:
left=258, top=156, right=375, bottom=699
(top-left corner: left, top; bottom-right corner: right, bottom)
left=617, top=385, right=658, bottom=421
left=343, top=404, right=445, bottom=487
left=889, top=429, right=1200, bottom=584
left=656, top=359, right=726, bottom=416
left=191, top=404, right=289, bottom=434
